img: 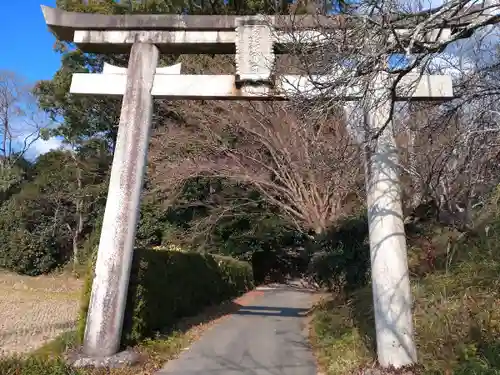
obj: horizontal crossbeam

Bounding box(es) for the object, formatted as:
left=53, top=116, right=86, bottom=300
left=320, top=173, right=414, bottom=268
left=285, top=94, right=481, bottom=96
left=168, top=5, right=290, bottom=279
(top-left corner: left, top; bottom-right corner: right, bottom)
left=42, top=4, right=482, bottom=48
left=74, top=30, right=236, bottom=54
left=70, top=72, right=453, bottom=101
left=73, top=28, right=452, bottom=54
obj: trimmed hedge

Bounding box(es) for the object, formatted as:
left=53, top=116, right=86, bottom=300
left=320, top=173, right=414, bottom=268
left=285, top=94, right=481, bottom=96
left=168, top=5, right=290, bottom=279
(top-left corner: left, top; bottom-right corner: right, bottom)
left=78, top=248, right=254, bottom=345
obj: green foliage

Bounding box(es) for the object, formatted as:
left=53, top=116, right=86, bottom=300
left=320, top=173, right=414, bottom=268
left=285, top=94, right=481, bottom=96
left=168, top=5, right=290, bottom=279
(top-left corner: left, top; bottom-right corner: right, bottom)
left=0, top=356, right=81, bottom=375
left=79, top=227, right=103, bottom=268
left=0, top=157, right=30, bottom=203
left=165, top=176, right=305, bottom=258
left=0, top=188, right=68, bottom=275
left=307, top=214, right=370, bottom=291
left=0, top=228, right=61, bottom=276
left=34, top=331, right=80, bottom=357
left=212, top=212, right=306, bottom=259
left=77, top=251, right=98, bottom=342
left=35, top=49, right=123, bottom=151
left=453, top=341, right=500, bottom=375
left=136, top=201, right=175, bottom=248
left=78, top=248, right=253, bottom=345
left=57, top=0, right=293, bottom=16
left=0, top=150, right=108, bottom=275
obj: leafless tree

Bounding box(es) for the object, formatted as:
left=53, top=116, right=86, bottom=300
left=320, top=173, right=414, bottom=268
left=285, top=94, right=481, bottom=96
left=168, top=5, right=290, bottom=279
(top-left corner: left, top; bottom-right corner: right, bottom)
left=391, top=18, right=500, bottom=229
left=396, top=100, right=500, bottom=229
left=277, top=1, right=499, bottom=127
left=148, top=99, right=363, bottom=241
left=274, top=1, right=500, bottom=227
left=0, top=70, right=51, bottom=195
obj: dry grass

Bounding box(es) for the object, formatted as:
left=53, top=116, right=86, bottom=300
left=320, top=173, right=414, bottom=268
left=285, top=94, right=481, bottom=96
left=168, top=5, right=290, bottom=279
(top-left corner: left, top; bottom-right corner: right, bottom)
left=6, top=290, right=263, bottom=375
left=310, top=222, right=500, bottom=375
left=0, top=270, right=82, bottom=357
left=0, top=251, right=259, bottom=374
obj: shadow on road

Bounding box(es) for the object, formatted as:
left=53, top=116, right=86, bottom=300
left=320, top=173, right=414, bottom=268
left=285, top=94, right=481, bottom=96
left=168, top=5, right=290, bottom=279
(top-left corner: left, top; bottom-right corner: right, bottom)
left=234, top=305, right=309, bottom=317
left=170, top=301, right=243, bottom=334
left=166, top=299, right=313, bottom=345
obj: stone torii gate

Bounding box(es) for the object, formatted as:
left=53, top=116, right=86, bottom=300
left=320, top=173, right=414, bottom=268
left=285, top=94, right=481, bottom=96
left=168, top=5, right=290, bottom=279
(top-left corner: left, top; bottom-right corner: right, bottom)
left=42, top=5, right=455, bottom=368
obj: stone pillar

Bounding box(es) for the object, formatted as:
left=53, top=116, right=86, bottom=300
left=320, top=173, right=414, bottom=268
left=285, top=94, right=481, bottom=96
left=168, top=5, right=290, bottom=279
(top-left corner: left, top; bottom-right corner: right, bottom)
left=83, top=42, right=159, bottom=357
left=364, top=72, right=417, bottom=368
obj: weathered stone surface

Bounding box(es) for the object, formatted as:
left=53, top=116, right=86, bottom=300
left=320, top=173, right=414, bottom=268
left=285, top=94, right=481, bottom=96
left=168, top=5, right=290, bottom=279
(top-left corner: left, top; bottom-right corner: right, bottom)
left=41, top=5, right=346, bottom=42
left=235, top=16, right=274, bottom=88
left=102, top=62, right=181, bottom=75
left=66, top=348, right=140, bottom=368
left=82, top=42, right=159, bottom=357
left=42, top=4, right=483, bottom=47
left=73, top=30, right=236, bottom=54
left=69, top=72, right=453, bottom=100
left=68, top=28, right=453, bottom=55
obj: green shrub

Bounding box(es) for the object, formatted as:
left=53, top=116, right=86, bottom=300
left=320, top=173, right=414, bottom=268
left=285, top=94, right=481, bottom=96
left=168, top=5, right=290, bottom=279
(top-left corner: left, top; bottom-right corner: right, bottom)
left=77, top=250, right=98, bottom=343
left=0, top=227, right=62, bottom=276
left=135, top=202, right=169, bottom=248
left=307, top=214, right=370, bottom=291
left=0, top=356, right=81, bottom=375
left=0, top=195, right=71, bottom=276
left=78, top=248, right=253, bottom=345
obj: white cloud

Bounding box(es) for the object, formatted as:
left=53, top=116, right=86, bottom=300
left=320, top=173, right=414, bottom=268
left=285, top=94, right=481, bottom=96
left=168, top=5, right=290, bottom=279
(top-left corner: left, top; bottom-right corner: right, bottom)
left=405, top=1, right=500, bottom=74
left=31, top=137, right=65, bottom=155
left=413, top=0, right=500, bottom=12
left=428, top=23, right=500, bottom=78
left=428, top=53, right=475, bottom=77
left=19, top=135, right=71, bottom=161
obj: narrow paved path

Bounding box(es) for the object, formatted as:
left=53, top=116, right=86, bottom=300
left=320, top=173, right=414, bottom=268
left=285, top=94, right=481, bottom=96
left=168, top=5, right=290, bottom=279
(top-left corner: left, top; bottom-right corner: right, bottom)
left=158, top=283, right=319, bottom=375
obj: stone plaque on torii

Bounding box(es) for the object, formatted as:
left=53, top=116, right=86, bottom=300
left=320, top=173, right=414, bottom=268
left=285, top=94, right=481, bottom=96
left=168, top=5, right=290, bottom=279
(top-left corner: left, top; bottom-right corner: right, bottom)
left=42, top=5, right=460, bottom=369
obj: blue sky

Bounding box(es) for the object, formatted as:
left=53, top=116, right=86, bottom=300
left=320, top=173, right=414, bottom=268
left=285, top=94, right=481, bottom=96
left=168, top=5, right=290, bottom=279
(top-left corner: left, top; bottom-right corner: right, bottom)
left=0, top=0, right=60, bottom=83
left=0, top=0, right=495, bottom=159
left=0, top=0, right=66, bottom=159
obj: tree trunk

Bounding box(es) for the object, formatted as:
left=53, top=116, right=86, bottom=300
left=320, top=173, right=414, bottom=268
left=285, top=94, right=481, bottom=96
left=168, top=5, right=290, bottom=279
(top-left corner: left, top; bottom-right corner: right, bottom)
left=71, top=149, right=85, bottom=268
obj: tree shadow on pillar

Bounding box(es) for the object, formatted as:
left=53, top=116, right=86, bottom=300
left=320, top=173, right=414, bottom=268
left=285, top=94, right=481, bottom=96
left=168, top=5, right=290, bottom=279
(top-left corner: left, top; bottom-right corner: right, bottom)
left=366, top=184, right=420, bottom=366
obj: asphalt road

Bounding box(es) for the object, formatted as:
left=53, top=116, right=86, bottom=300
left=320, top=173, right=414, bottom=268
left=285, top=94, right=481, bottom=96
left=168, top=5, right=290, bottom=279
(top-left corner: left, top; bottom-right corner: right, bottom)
left=157, top=284, right=319, bottom=375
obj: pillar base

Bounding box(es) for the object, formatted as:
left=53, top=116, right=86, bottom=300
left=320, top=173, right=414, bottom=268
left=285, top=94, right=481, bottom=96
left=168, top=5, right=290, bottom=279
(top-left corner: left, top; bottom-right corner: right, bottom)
left=65, top=348, right=140, bottom=368
left=360, top=364, right=421, bottom=375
